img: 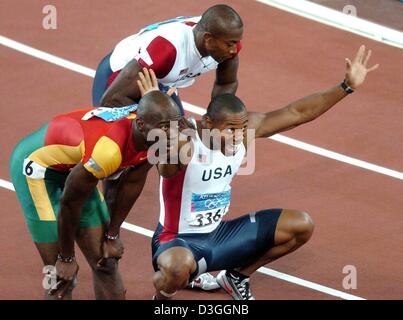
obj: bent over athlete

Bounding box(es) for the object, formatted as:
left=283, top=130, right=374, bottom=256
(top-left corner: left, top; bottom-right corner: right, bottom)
left=134, top=45, right=378, bottom=299
left=93, top=4, right=243, bottom=114
left=10, top=91, right=181, bottom=299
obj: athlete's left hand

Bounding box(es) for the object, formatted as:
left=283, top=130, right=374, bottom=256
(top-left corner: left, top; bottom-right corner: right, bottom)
left=137, top=68, right=176, bottom=96
left=49, top=259, right=79, bottom=299
left=97, top=238, right=124, bottom=272
left=345, top=45, right=379, bottom=89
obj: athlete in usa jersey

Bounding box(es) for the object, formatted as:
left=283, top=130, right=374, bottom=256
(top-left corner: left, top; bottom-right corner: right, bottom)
left=158, top=118, right=245, bottom=239
left=92, top=5, right=243, bottom=112
left=135, top=45, right=378, bottom=299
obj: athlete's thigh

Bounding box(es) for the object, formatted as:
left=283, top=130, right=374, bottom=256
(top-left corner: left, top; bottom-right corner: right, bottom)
left=207, top=208, right=283, bottom=271
left=92, top=51, right=113, bottom=106
left=10, top=125, right=63, bottom=244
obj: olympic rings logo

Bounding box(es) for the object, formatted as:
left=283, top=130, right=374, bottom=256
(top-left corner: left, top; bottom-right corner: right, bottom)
left=204, top=198, right=228, bottom=209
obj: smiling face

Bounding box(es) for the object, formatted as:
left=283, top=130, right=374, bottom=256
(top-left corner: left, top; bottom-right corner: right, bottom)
left=203, top=94, right=248, bottom=156
left=208, top=110, right=248, bottom=156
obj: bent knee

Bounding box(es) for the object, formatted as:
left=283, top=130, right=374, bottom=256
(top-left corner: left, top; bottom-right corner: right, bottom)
left=280, top=210, right=315, bottom=242
left=92, top=258, right=119, bottom=276
left=158, top=250, right=196, bottom=287
left=292, top=210, right=314, bottom=241
left=162, top=258, right=195, bottom=280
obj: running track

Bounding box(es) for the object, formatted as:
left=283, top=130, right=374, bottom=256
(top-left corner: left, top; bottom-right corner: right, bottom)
left=0, top=0, right=402, bottom=299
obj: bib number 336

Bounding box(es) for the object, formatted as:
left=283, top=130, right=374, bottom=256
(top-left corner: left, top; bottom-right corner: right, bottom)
left=190, top=206, right=229, bottom=227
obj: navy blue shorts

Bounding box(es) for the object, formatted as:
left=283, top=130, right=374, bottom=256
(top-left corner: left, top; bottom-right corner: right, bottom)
left=92, top=52, right=185, bottom=115
left=151, top=208, right=283, bottom=277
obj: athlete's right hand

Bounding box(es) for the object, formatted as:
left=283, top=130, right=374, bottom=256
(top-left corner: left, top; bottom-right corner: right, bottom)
left=137, top=67, right=176, bottom=96
left=97, top=238, right=124, bottom=272
left=49, top=260, right=79, bottom=299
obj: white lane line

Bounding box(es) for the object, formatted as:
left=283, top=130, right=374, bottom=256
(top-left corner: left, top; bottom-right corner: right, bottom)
left=256, top=0, right=403, bottom=49
left=257, top=267, right=365, bottom=300
left=121, top=221, right=154, bottom=238
left=270, top=135, right=403, bottom=180
left=0, top=178, right=365, bottom=300
left=0, top=178, right=15, bottom=191
left=0, top=35, right=95, bottom=77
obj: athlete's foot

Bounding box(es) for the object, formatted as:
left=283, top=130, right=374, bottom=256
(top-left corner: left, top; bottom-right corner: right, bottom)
left=216, top=270, right=255, bottom=300
left=187, top=273, right=220, bottom=291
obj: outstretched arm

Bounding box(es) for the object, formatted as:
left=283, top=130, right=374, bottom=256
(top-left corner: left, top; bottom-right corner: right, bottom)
left=248, top=46, right=379, bottom=139
left=212, top=56, right=239, bottom=99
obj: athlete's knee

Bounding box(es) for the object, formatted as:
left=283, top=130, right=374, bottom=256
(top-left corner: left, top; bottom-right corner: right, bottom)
left=162, top=260, right=195, bottom=287
left=289, top=210, right=314, bottom=243
left=92, top=257, right=119, bottom=276
left=157, top=251, right=196, bottom=289
left=277, top=209, right=314, bottom=244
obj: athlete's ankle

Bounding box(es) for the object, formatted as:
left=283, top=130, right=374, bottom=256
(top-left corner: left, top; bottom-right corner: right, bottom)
left=227, top=269, right=249, bottom=280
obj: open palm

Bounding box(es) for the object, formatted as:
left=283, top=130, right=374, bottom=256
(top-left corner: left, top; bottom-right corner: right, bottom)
left=345, top=45, right=379, bottom=89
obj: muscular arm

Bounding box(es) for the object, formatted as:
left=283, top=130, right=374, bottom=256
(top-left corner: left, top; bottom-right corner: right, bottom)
left=212, top=55, right=239, bottom=99
left=100, top=59, right=143, bottom=107
left=58, top=164, right=99, bottom=257
left=106, top=162, right=153, bottom=235
left=248, top=85, right=348, bottom=139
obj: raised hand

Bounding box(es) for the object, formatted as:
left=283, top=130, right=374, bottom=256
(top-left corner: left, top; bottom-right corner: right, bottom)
left=137, top=68, right=176, bottom=96
left=345, top=45, right=379, bottom=89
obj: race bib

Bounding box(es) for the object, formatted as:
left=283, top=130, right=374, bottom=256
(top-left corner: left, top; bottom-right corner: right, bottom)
left=81, top=105, right=137, bottom=122
left=23, top=158, right=46, bottom=179
left=187, top=190, right=231, bottom=227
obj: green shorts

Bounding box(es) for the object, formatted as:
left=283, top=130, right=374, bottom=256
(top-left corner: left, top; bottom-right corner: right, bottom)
left=10, top=123, right=109, bottom=243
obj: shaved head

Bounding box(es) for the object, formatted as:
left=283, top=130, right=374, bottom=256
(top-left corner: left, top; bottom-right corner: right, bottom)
left=206, top=93, right=246, bottom=121
left=197, top=4, right=243, bottom=37
left=137, top=91, right=180, bottom=122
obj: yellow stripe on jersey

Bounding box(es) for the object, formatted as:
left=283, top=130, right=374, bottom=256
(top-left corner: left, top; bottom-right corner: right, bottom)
left=26, top=177, right=56, bottom=221
left=83, top=136, right=122, bottom=179
left=96, top=184, right=105, bottom=202
left=28, top=142, right=85, bottom=168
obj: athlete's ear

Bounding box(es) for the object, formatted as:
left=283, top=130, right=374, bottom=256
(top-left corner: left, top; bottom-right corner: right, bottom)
left=202, top=114, right=214, bottom=129
left=136, top=118, right=145, bottom=132
left=203, top=32, right=214, bottom=50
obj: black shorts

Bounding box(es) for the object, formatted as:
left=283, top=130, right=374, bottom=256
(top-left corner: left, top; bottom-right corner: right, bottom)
left=151, top=208, right=282, bottom=278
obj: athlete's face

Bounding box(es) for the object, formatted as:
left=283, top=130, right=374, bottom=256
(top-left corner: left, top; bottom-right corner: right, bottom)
left=139, top=107, right=182, bottom=162
left=205, top=28, right=243, bottom=63
left=207, top=110, right=248, bottom=156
